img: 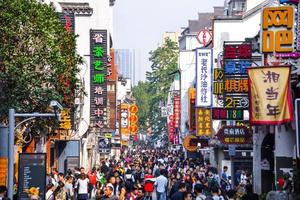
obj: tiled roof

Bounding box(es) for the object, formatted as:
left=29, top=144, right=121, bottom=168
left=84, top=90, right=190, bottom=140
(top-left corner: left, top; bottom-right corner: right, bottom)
left=59, top=2, right=93, bottom=16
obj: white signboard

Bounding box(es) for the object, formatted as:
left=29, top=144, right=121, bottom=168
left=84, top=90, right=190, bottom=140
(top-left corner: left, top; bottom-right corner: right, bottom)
left=196, top=49, right=213, bottom=107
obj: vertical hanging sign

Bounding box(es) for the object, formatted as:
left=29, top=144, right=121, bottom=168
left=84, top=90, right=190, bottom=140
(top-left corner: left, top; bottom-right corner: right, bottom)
left=90, top=30, right=108, bottom=130
left=196, top=49, right=213, bottom=107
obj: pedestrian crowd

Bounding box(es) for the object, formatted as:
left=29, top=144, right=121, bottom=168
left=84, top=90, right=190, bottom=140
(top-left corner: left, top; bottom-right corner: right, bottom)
left=42, top=148, right=257, bottom=200
left=0, top=148, right=258, bottom=200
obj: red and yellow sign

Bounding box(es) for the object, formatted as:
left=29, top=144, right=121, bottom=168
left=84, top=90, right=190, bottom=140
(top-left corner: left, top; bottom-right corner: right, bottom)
left=129, top=105, right=138, bottom=113
left=196, top=108, right=212, bottom=136
left=262, top=6, right=294, bottom=53
left=129, top=104, right=138, bottom=135
left=248, top=66, right=293, bottom=124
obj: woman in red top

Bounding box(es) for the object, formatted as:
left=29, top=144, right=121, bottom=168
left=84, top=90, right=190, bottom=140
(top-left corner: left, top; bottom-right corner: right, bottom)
left=144, top=169, right=155, bottom=200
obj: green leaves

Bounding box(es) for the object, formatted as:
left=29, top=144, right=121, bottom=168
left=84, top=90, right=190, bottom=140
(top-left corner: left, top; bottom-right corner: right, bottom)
left=133, top=38, right=178, bottom=136
left=0, top=0, right=82, bottom=133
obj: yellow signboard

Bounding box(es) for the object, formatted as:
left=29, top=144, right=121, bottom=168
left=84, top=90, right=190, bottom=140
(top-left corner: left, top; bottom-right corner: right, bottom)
left=262, top=6, right=294, bottom=53
left=196, top=108, right=212, bottom=136
left=0, top=157, right=8, bottom=186
left=248, top=66, right=293, bottom=124
left=183, top=135, right=198, bottom=152
left=59, top=109, right=72, bottom=130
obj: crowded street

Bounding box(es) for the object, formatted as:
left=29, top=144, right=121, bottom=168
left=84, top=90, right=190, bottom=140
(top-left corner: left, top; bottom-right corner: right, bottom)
left=41, top=148, right=255, bottom=200
left=1, top=0, right=300, bottom=199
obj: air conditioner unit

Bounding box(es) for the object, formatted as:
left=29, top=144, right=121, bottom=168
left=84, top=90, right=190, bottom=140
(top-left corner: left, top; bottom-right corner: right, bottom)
left=75, top=98, right=81, bottom=105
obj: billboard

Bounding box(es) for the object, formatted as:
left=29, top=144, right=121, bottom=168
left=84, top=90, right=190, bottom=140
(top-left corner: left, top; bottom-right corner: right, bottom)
left=90, top=30, right=108, bottom=130
left=196, top=49, right=213, bottom=107
left=248, top=66, right=293, bottom=124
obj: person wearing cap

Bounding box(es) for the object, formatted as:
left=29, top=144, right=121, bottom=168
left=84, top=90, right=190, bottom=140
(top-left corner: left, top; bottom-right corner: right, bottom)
left=102, top=183, right=118, bottom=200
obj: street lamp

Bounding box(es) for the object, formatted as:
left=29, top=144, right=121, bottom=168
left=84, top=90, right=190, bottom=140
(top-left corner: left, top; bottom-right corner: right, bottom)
left=7, top=102, right=62, bottom=199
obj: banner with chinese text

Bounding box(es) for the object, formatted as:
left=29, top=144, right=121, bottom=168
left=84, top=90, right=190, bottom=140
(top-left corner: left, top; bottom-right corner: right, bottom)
left=188, top=88, right=196, bottom=131
left=248, top=66, right=293, bottom=125
left=196, top=49, right=213, bottom=107
left=90, top=30, right=108, bottom=130
left=196, top=108, right=212, bottom=136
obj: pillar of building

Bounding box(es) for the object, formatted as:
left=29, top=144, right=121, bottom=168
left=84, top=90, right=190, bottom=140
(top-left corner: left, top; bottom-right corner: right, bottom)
left=253, top=127, right=267, bottom=194
left=274, top=125, right=295, bottom=181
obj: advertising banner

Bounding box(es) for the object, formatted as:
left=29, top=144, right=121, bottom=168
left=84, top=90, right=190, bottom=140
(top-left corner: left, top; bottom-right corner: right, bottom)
left=173, top=96, right=180, bottom=128
left=196, top=49, right=213, bottom=107
left=188, top=88, right=196, bottom=131
left=248, top=66, right=293, bottom=125
left=90, top=30, right=108, bottom=130
left=129, top=105, right=138, bottom=135
left=18, top=154, right=46, bottom=200
left=196, top=108, right=212, bottom=136
left=120, top=104, right=129, bottom=139
left=216, top=126, right=251, bottom=145
left=261, top=6, right=294, bottom=53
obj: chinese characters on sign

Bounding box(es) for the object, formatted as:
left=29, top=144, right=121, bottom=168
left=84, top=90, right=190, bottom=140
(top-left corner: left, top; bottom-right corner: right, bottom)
left=59, top=109, right=72, bottom=130
left=217, top=126, right=251, bottom=144
left=248, top=66, right=293, bottom=124
left=196, top=49, right=212, bottom=107
left=129, top=105, right=138, bottom=135
left=196, top=108, right=212, bottom=136
left=212, top=108, right=244, bottom=120
left=188, top=88, right=196, bottom=131
left=223, top=42, right=251, bottom=110
left=224, top=60, right=252, bottom=75
left=58, top=13, right=75, bottom=33
left=262, top=7, right=294, bottom=53
left=223, top=43, right=252, bottom=59
left=213, top=69, right=224, bottom=95
left=90, top=30, right=108, bottom=130
left=120, top=104, right=129, bottom=140
left=173, top=96, right=180, bottom=128
left=224, top=79, right=248, bottom=93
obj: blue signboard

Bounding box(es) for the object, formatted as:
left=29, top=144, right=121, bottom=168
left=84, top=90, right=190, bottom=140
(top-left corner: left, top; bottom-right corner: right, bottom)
left=279, top=0, right=299, bottom=4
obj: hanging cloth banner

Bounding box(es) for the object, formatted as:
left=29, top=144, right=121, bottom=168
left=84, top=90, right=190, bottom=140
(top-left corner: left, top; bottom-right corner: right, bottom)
left=248, top=66, right=293, bottom=125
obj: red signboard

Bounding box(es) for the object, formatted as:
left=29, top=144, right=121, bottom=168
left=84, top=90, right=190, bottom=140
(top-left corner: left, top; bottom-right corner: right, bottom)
left=173, top=96, right=180, bottom=128
left=107, top=49, right=117, bottom=82
left=223, top=43, right=252, bottom=59
left=196, top=29, right=213, bottom=46
left=216, top=126, right=251, bottom=144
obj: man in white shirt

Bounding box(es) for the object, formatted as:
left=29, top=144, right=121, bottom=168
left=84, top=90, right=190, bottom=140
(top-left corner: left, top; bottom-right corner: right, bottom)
left=155, top=169, right=168, bottom=200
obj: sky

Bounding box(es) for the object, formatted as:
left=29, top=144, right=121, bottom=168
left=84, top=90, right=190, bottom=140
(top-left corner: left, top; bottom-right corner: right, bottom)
left=113, top=0, right=225, bottom=83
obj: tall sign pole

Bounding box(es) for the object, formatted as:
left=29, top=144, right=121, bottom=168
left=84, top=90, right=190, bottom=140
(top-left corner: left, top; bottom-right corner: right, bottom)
left=296, top=99, right=300, bottom=158
left=8, top=109, right=15, bottom=200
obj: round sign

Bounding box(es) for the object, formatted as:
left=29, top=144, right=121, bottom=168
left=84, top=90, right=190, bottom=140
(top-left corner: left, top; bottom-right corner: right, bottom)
left=196, top=29, right=213, bottom=46
left=129, top=125, right=138, bottom=133
left=183, top=135, right=198, bottom=152
left=129, top=105, right=138, bottom=113
left=129, top=114, right=138, bottom=123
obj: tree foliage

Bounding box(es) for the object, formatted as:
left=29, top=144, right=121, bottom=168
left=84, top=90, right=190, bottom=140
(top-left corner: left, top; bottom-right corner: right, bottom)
left=0, top=0, right=82, bottom=134
left=132, top=81, right=151, bottom=132
left=133, top=38, right=178, bottom=137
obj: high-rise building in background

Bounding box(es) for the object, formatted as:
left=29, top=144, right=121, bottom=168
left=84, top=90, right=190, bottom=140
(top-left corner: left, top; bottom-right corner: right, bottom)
left=115, top=49, right=137, bottom=85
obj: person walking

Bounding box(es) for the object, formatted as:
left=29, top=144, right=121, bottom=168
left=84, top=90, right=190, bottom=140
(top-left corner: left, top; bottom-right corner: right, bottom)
left=155, top=169, right=168, bottom=200
left=170, top=182, right=186, bottom=200
left=144, top=169, right=155, bottom=200
left=76, top=173, right=89, bottom=200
